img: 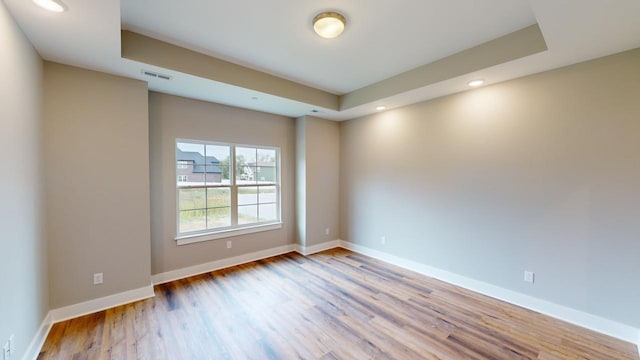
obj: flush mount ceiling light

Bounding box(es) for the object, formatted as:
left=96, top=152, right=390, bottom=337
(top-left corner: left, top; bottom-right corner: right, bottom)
left=376, top=106, right=387, bottom=111
left=32, top=0, right=65, bottom=12
left=468, top=79, right=485, bottom=87
left=313, top=12, right=346, bottom=39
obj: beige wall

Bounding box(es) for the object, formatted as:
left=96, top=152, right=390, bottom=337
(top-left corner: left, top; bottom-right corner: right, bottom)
left=296, top=116, right=340, bottom=247
left=295, top=117, right=307, bottom=246
left=340, top=48, right=640, bottom=327
left=44, top=62, right=151, bottom=308
left=149, top=92, right=296, bottom=274
left=0, top=3, right=47, bottom=358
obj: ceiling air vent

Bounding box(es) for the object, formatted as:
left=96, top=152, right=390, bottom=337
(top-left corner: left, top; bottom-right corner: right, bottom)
left=141, top=69, right=172, bottom=81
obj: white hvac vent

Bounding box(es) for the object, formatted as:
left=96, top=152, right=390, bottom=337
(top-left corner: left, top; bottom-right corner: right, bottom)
left=141, top=69, right=172, bottom=81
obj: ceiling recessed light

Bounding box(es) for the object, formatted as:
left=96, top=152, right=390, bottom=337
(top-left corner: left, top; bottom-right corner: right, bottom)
left=32, top=0, right=65, bottom=12
left=468, top=79, right=485, bottom=87
left=313, top=12, right=346, bottom=39
left=376, top=106, right=386, bottom=111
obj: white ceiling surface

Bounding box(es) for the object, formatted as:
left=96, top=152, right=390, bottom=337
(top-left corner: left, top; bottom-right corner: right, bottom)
left=121, top=0, right=537, bottom=95
left=5, top=0, right=640, bottom=121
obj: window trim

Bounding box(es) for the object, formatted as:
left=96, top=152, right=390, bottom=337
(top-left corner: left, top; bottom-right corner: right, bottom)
left=174, top=139, right=282, bottom=244
left=176, top=222, right=283, bottom=245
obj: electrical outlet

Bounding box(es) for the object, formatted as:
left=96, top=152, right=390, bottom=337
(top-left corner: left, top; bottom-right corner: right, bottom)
left=524, top=271, right=535, bottom=283
left=226, top=241, right=232, bottom=249
left=380, top=236, right=386, bottom=245
left=325, top=228, right=330, bottom=236
left=93, top=272, right=103, bottom=285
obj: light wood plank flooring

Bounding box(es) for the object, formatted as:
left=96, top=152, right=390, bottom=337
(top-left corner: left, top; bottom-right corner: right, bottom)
left=39, top=249, right=639, bottom=359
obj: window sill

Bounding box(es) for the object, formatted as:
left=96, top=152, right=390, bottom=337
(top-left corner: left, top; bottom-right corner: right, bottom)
left=175, top=222, right=283, bottom=246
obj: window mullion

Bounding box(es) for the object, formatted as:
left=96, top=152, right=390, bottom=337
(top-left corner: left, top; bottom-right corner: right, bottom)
left=203, top=144, right=209, bottom=229
left=231, top=145, right=238, bottom=226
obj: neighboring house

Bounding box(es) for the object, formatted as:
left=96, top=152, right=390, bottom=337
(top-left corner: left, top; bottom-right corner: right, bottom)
left=176, top=148, right=222, bottom=183
left=242, top=161, right=276, bottom=182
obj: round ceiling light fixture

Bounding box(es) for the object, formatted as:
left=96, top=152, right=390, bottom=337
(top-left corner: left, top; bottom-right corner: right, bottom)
left=313, top=12, right=347, bottom=39
left=32, top=0, right=65, bottom=12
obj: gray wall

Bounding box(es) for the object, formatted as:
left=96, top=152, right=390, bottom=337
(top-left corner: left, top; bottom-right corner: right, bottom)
left=44, top=62, right=151, bottom=308
left=0, top=3, right=47, bottom=358
left=340, top=49, right=640, bottom=327
left=295, top=117, right=307, bottom=246
left=296, top=116, right=341, bottom=247
left=149, top=92, right=296, bottom=274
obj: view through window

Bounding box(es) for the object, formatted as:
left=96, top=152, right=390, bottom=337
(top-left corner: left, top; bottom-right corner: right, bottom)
left=176, top=140, right=280, bottom=236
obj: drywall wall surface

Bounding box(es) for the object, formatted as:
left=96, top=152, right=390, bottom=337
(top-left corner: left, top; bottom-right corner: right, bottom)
left=295, top=116, right=307, bottom=246
left=0, top=3, right=47, bottom=359
left=303, top=116, right=340, bottom=246
left=149, top=92, right=296, bottom=274
left=340, top=49, right=640, bottom=327
left=44, top=62, right=151, bottom=308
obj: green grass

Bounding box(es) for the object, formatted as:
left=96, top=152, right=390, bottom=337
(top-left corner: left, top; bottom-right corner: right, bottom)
left=178, top=186, right=277, bottom=232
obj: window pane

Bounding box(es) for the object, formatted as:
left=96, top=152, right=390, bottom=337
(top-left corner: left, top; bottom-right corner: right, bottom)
left=237, top=165, right=256, bottom=184
left=236, top=147, right=256, bottom=163
left=238, top=205, right=258, bottom=225
left=205, top=164, right=223, bottom=185
left=258, top=203, right=277, bottom=222
left=258, top=186, right=277, bottom=203
left=207, top=188, right=230, bottom=207
left=238, top=186, right=257, bottom=205
left=179, top=210, right=206, bottom=233
left=236, top=147, right=256, bottom=184
left=218, top=165, right=231, bottom=185
left=207, top=207, right=231, bottom=229
left=256, top=166, right=276, bottom=183
left=177, top=142, right=206, bottom=187
left=206, top=144, right=230, bottom=160
left=257, top=148, right=276, bottom=164
left=205, top=144, right=229, bottom=185
left=179, top=188, right=206, bottom=210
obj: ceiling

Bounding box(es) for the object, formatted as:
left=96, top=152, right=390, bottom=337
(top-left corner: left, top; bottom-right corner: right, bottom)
left=5, top=0, right=640, bottom=120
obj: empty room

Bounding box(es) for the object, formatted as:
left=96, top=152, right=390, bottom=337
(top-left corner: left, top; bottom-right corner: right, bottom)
left=1, top=0, right=639, bottom=359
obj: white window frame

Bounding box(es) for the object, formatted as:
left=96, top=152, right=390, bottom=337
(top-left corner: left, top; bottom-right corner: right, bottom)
left=175, top=139, right=282, bottom=245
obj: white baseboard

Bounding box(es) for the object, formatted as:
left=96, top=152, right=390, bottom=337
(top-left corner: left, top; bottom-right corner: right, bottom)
left=151, top=244, right=295, bottom=285
left=294, top=240, right=341, bottom=256
left=49, top=285, right=155, bottom=324
left=24, top=241, right=640, bottom=359
left=23, top=311, right=53, bottom=360
left=338, top=240, right=640, bottom=346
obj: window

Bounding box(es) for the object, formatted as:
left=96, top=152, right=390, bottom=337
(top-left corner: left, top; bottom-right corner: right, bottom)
left=176, top=140, right=281, bottom=242
left=177, top=161, right=189, bottom=169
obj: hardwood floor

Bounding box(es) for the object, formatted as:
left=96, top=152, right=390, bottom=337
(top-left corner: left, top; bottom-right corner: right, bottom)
left=39, top=249, right=639, bottom=359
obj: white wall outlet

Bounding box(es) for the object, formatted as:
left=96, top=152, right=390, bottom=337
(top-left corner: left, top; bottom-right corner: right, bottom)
left=325, top=228, right=330, bottom=236
left=380, top=236, right=386, bottom=245
left=524, top=271, right=535, bottom=283
left=226, top=241, right=232, bottom=249
left=93, top=272, right=103, bottom=285
left=8, top=335, right=13, bottom=355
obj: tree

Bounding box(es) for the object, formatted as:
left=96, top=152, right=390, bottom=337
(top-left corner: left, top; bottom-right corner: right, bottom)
left=219, top=156, right=230, bottom=180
